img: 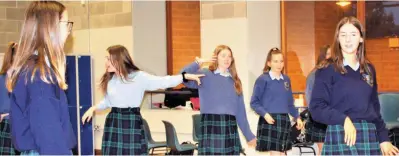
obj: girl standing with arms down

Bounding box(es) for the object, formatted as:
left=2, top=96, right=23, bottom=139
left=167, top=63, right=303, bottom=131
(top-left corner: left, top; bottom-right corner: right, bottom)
left=6, top=1, right=76, bottom=155
left=81, top=45, right=204, bottom=155
left=304, top=45, right=330, bottom=155
left=250, top=48, right=303, bottom=155
left=310, top=16, right=399, bottom=155
left=181, top=45, right=256, bottom=155
left=0, top=42, right=18, bottom=155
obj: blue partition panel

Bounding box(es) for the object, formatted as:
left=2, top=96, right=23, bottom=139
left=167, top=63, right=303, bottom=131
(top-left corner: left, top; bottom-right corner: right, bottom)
left=65, top=56, right=79, bottom=155
left=78, top=56, right=94, bottom=155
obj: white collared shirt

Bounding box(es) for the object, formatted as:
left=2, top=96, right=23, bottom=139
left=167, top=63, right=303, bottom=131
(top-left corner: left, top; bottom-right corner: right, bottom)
left=214, top=68, right=231, bottom=77
left=96, top=71, right=183, bottom=110
left=343, top=58, right=360, bottom=71
left=269, top=72, right=284, bottom=80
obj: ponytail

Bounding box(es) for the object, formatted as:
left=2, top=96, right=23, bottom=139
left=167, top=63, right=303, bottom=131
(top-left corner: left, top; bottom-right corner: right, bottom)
left=0, top=42, right=17, bottom=75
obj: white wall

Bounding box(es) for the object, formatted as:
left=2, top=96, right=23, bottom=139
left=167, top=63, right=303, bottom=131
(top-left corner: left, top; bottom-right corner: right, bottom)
left=132, top=1, right=167, bottom=109
left=246, top=1, right=281, bottom=99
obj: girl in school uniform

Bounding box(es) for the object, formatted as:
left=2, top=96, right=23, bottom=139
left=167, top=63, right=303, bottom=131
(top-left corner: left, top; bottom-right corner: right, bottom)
left=250, top=47, right=304, bottom=155
left=6, top=1, right=77, bottom=155
left=0, top=42, right=17, bottom=155
left=309, top=16, right=399, bottom=155
left=81, top=45, right=204, bottom=155
left=181, top=45, right=256, bottom=155
left=304, top=45, right=330, bottom=155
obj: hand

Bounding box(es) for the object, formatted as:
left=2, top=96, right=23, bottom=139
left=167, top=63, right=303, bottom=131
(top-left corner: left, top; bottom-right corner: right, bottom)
left=82, top=106, right=96, bottom=124
left=344, top=117, right=357, bottom=146
left=380, top=141, right=399, bottom=156
left=195, top=56, right=216, bottom=65
left=296, top=118, right=304, bottom=130
left=264, top=113, right=275, bottom=124
left=0, top=113, right=9, bottom=122
left=185, top=74, right=205, bottom=85
left=247, top=138, right=256, bottom=148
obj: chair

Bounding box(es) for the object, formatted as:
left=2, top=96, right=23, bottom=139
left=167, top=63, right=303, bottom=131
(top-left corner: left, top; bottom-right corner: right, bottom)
left=162, top=120, right=197, bottom=154
left=142, top=119, right=167, bottom=154
left=379, top=94, right=399, bottom=148
left=192, top=114, right=201, bottom=145
left=379, top=94, right=399, bottom=129
left=292, top=142, right=316, bottom=156
left=191, top=114, right=247, bottom=155
left=291, top=109, right=316, bottom=156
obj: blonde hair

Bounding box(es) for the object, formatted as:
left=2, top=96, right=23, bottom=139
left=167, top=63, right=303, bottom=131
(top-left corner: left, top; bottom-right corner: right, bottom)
left=7, top=1, right=68, bottom=91
left=0, top=42, right=17, bottom=75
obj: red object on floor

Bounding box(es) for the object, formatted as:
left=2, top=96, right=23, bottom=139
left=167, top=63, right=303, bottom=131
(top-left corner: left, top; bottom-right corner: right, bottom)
left=190, top=98, right=200, bottom=110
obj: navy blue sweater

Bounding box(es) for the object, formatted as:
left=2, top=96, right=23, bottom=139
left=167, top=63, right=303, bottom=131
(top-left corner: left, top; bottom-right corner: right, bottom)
left=181, top=62, right=256, bottom=141
left=250, top=72, right=299, bottom=118
left=0, top=74, right=10, bottom=119
left=309, top=64, right=389, bottom=143
left=10, top=56, right=77, bottom=154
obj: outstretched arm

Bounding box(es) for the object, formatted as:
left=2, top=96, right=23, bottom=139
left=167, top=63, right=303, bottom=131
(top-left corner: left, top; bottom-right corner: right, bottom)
left=236, top=95, right=256, bottom=142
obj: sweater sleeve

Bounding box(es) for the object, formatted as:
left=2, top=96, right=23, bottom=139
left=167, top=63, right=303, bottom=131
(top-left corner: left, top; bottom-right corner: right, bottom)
left=287, top=77, right=299, bottom=119
left=309, top=67, right=347, bottom=125
left=180, top=62, right=203, bottom=89
left=236, top=95, right=256, bottom=142
left=96, top=95, right=111, bottom=110
left=369, top=65, right=390, bottom=143
left=0, top=75, right=10, bottom=114
left=305, top=71, right=316, bottom=106
left=28, top=75, right=71, bottom=154
left=250, top=75, right=268, bottom=117
left=140, top=71, right=183, bottom=91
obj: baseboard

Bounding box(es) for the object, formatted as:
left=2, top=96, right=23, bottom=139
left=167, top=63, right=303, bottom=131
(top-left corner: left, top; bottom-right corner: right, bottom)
left=95, top=149, right=101, bottom=155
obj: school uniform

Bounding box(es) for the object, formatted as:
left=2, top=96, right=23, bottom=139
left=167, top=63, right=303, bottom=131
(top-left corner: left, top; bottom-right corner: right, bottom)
left=0, top=74, right=17, bottom=155
left=96, top=71, right=183, bottom=155
left=181, top=62, right=255, bottom=155
left=9, top=55, right=77, bottom=155
left=310, top=60, right=388, bottom=155
left=305, top=70, right=327, bottom=143
left=250, top=72, right=299, bottom=152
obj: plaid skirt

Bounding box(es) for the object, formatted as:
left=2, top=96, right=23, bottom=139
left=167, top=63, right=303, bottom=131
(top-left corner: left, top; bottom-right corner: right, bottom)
left=256, top=114, right=292, bottom=152
left=0, top=119, right=16, bottom=155
left=20, top=150, right=39, bottom=155
left=102, top=107, right=147, bottom=155
left=322, top=120, right=381, bottom=155
left=198, top=114, right=242, bottom=155
left=305, top=118, right=327, bottom=143
left=20, top=150, right=72, bottom=155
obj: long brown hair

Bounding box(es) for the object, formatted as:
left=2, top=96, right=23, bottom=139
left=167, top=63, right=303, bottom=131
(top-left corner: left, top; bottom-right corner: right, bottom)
left=312, top=45, right=330, bottom=72
left=6, top=1, right=68, bottom=92
left=209, top=45, right=242, bottom=95
left=99, top=45, right=140, bottom=94
left=263, top=47, right=284, bottom=72
left=0, top=42, right=17, bottom=75
left=320, top=16, right=372, bottom=78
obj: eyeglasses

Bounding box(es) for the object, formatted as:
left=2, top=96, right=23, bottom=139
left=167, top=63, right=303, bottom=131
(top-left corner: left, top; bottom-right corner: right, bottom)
left=60, top=21, right=74, bottom=32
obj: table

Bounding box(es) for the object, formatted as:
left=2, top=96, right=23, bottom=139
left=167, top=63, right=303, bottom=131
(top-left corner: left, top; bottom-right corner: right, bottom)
left=146, top=90, right=193, bottom=109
